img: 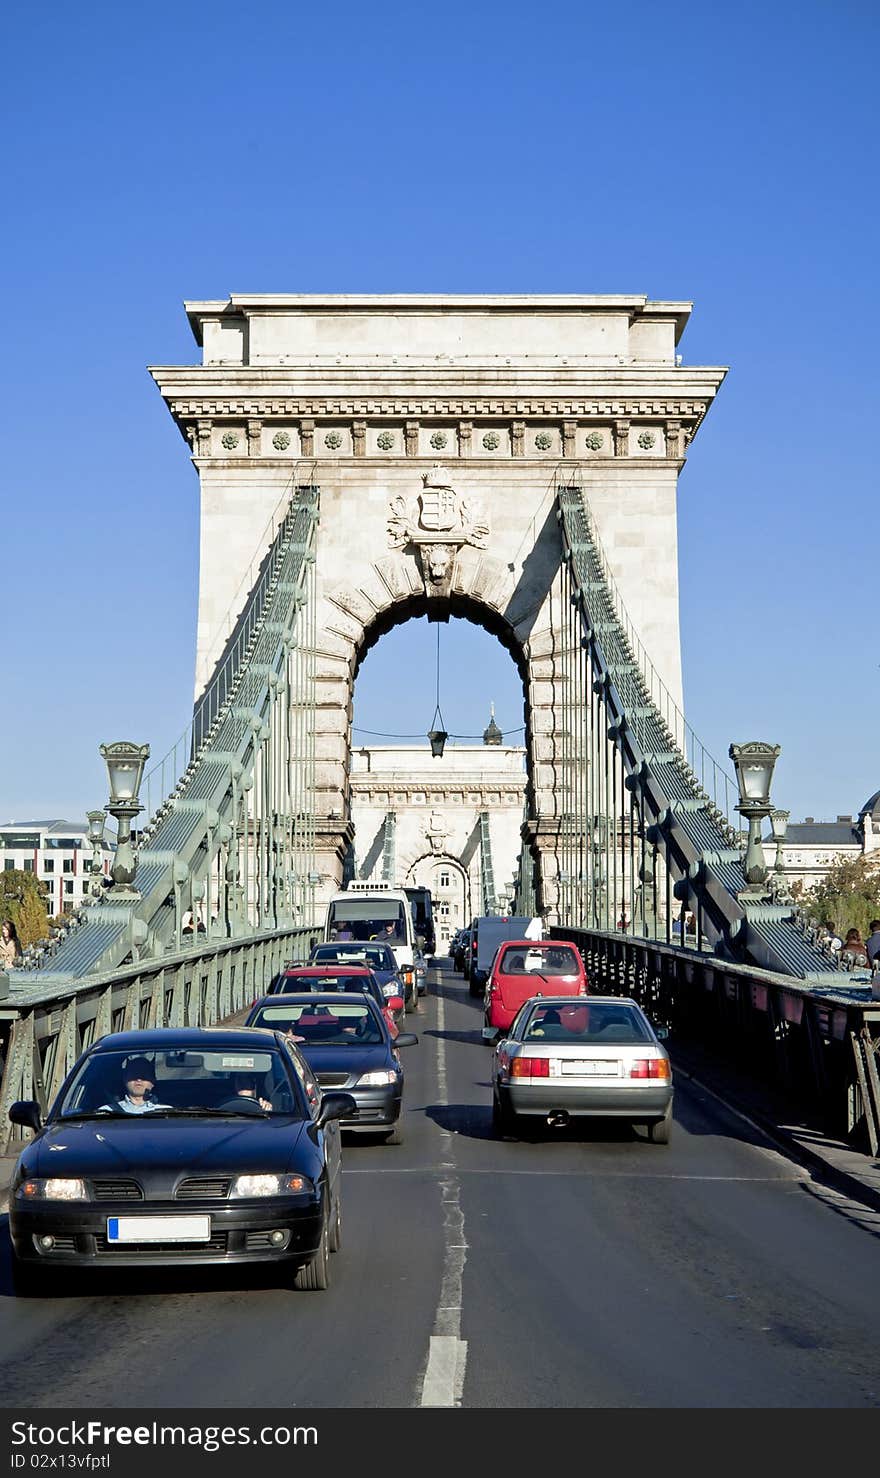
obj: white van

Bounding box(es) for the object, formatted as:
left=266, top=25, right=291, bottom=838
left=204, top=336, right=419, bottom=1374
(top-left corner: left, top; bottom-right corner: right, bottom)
left=323, top=883, right=418, bottom=992
left=467, top=914, right=543, bottom=996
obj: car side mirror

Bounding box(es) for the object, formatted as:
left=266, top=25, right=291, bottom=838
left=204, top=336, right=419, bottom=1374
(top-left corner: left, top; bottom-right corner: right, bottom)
left=652, top=1024, right=670, bottom=1040
left=317, top=1092, right=357, bottom=1126
left=481, top=1026, right=500, bottom=1042
left=394, top=1033, right=419, bottom=1047
left=9, top=1100, right=42, bottom=1133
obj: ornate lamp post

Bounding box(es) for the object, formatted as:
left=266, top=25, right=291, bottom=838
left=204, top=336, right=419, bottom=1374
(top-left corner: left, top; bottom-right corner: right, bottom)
left=86, top=810, right=106, bottom=897
left=769, top=809, right=790, bottom=875
left=729, top=741, right=781, bottom=889
left=99, top=742, right=150, bottom=897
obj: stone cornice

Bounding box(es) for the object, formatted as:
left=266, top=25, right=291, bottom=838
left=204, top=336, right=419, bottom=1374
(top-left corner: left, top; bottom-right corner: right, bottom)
left=155, top=390, right=715, bottom=421
left=151, top=366, right=725, bottom=403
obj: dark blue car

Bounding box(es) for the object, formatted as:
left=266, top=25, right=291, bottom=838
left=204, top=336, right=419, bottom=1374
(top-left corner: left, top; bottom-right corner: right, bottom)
left=245, top=993, right=417, bottom=1145
left=6, top=1027, right=355, bottom=1295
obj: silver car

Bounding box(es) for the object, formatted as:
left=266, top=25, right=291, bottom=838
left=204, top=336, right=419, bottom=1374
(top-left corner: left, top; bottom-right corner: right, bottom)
left=491, top=995, right=673, bottom=1143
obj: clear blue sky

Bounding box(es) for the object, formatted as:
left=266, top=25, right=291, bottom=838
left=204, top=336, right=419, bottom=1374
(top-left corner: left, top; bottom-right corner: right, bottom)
left=2, top=0, right=877, bottom=826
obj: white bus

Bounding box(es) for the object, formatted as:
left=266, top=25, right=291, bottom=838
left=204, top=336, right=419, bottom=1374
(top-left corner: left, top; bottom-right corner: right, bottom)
left=322, top=884, right=419, bottom=1001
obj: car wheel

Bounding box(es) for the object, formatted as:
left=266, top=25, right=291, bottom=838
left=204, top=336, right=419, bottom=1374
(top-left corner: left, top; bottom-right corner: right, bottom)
left=11, top=1256, right=46, bottom=1298
left=468, top=977, right=481, bottom=997
left=328, top=1190, right=342, bottom=1253
left=294, top=1212, right=330, bottom=1290
left=647, top=1103, right=672, bottom=1145
left=492, top=1093, right=517, bottom=1139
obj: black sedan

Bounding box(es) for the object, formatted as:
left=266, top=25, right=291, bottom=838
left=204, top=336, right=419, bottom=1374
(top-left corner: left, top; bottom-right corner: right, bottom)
left=244, top=993, right=417, bottom=1144
left=6, top=1028, right=356, bottom=1295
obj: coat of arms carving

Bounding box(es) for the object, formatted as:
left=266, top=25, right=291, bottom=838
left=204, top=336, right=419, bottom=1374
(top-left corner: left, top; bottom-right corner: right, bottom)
left=387, top=465, right=489, bottom=594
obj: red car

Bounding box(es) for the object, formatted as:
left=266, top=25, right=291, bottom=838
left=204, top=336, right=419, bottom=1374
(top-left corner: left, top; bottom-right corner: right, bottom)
left=481, top=940, right=589, bottom=1038
left=264, top=965, right=403, bottom=1036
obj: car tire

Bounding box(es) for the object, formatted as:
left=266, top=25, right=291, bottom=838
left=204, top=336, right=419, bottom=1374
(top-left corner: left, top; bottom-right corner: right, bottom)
left=468, top=977, right=481, bottom=997
left=410, top=989, right=421, bottom=1013
left=647, top=1103, right=672, bottom=1145
left=294, top=1212, right=330, bottom=1290
left=11, top=1255, right=49, bottom=1298
left=492, top=1093, right=517, bottom=1139
left=328, top=1190, right=342, bottom=1253
left=384, top=1118, right=404, bottom=1145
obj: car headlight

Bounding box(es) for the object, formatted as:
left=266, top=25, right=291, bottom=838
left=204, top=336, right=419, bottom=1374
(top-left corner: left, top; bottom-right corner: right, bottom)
left=355, top=1069, right=399, bottom=1087
left=19, top=1178, right=87, bottom=1201
left=230, top=1173, right=311, bottom=1198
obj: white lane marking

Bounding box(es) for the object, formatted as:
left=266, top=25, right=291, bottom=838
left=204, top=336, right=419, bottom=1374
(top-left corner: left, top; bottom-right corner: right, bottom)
left=346, top=1167, right=809, bottom=1182
left=419, top=989, right=468, bottom=1408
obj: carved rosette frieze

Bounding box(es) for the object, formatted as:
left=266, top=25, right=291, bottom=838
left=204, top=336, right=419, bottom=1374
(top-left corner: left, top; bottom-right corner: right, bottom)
left=458, top=421, right=472, bottom=457
left=352, top=420, right=366, bottom=457
left=512, top=420, right=525, bottom=458
left=300, top=418, right=315, bottom=457
left=405, top=421, right=420, bottom=457
left=562, top=420, right=577, bottom=459
left=387, top=465, right=489, bottom=597
left=613, top=419, right=631, bottom=457
left=247, top=419, right=262, bottom=458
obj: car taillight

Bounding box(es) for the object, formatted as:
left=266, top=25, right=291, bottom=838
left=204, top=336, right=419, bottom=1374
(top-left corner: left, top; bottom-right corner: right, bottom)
left=511, top=1057, right=550, bottom=1078
left=472, top=939, right=477, bottom=951
left=629, top=1058, right=671, bottom=1080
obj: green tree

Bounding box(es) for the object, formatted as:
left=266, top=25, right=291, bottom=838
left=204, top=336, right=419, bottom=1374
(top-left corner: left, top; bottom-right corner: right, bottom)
left=0, top=869, right=50, bottom=949
left=803, top=853, right=880, bottom=940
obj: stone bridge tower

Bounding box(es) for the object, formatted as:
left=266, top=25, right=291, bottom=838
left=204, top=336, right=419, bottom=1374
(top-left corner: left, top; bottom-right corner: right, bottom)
left=151, top=295, right=725, bottom=919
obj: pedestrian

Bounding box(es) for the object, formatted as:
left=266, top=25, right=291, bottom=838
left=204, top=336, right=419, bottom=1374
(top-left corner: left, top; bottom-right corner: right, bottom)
left=819, top=920, right=842, bottom=953
left=0, top=920, right=21, bottom=969
left=841, top=928, right=868, bottom=968
left=865, top=920, right=880, bottom=968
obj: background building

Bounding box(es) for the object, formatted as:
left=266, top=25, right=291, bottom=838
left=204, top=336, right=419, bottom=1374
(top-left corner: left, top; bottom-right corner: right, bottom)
left=0, top=820, right=113, bottom=918
left=775, top=791, right=880, bottom=894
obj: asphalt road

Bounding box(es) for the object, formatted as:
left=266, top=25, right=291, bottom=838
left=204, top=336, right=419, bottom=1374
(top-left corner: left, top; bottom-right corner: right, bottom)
left=1, top=959, right=878, bottom=1409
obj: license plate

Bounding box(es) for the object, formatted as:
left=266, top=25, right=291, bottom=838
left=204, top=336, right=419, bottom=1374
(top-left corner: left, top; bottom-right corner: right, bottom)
left=107, top=1215, right=211, bottom=1243
left=561, top=1060, right=617, bottom=1076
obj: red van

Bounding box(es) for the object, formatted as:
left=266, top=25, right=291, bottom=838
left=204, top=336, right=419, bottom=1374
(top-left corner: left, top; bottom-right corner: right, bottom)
left=482, top=939, right=588, bottom=1037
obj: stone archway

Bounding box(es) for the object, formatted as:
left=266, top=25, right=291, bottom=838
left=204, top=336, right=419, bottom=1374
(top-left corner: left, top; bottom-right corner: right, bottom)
left=310, top=529, right=569, bottom=917
left=402, top=852, right=471, bottom=942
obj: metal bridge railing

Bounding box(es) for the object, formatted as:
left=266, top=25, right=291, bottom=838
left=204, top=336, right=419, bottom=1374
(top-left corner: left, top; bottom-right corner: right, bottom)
left=555, top=925, right=880, bottom=1154
left=0, top=926, right=317, bottom=1154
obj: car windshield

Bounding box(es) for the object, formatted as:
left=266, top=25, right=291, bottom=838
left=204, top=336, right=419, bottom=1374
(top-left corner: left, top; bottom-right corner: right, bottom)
left=255, top=1002, right=384, bottom=1046
left=270, top=972, right=376, bottom=995
left=327, top=900, right=404, bottom=942
left=522, top=1003, right=652, bottom=1043
left=502, top=946, right=579, bottom=976
left=55, top=1047, right=302, bottom=1119
left=313, top=944, right=395, bottom=970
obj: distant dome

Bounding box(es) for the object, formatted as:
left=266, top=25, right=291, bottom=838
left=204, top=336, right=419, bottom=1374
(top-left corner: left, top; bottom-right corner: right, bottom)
left=483, top=704, right=503, bottom=745
left=858, top=790, right=880, bottom=822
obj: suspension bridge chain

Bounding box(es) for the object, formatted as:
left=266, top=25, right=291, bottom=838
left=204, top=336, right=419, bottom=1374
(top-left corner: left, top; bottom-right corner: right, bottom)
left=20, top=480, right=322, bottom=986
left=555, top=479, right=841, bottom=981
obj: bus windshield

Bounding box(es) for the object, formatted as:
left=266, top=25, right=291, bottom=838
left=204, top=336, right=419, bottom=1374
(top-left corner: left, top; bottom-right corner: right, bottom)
left=328, top=899, right=405, bottom=943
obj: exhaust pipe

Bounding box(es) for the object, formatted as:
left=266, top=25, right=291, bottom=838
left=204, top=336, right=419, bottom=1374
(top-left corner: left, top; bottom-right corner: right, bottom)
left=546, top=1110, right=570, bottom=1129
